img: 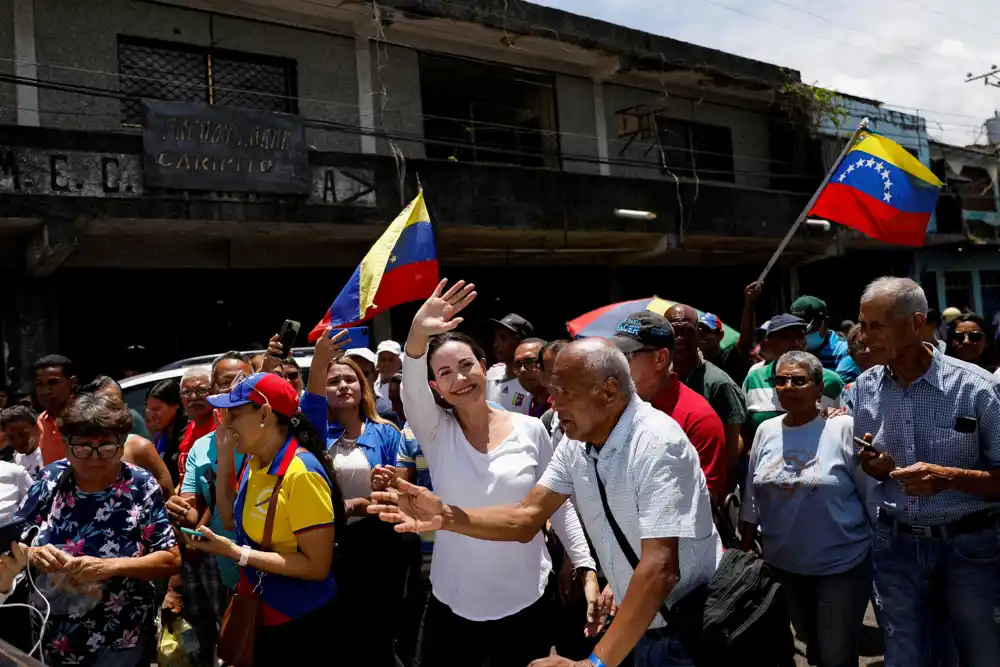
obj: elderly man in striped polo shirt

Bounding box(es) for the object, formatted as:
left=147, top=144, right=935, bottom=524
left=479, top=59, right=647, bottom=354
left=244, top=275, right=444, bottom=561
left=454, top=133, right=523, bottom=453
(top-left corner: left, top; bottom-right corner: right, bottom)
left=855, top=276, right=1000, bottom=667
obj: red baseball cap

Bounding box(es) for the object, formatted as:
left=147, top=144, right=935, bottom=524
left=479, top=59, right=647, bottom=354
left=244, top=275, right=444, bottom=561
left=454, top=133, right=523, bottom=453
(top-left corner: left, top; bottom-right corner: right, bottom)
left=207, top=372, right=299, bottom=418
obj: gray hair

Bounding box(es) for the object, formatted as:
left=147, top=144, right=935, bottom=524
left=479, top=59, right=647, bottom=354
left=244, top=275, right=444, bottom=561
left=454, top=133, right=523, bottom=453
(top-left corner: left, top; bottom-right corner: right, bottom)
left=575, top=339, right=635, bottom=400
left=776, top=351, right=824, bottom=385
left=861, top=276, right=928, bottom=317
left=180, top=365, right=211, bottom=383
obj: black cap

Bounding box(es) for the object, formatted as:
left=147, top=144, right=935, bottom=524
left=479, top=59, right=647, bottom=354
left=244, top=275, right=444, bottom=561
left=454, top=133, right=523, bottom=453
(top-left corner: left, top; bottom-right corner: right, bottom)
left=766, top=314, right=807, bottom=337
left=489, top=313, right=534, bottom=340
left=611, top=311, right=676, bottom=354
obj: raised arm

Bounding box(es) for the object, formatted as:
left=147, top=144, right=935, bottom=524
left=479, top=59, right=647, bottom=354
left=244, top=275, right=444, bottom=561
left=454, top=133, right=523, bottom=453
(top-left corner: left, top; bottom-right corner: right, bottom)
left=401, top=279, right=478, bottom=446
left=302, top=328, right=352, bottom=436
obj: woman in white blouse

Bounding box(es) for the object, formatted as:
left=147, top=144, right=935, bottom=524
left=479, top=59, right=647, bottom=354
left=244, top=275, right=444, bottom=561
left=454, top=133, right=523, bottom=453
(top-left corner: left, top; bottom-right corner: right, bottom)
left=399, top=280, right=597, bottom=667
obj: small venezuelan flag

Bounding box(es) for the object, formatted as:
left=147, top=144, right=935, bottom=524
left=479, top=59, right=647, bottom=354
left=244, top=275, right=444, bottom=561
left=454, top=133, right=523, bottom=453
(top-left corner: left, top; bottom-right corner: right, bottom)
left=808, top=131, right=943, bottom=247
left=308, top=191, right=438, bottom=341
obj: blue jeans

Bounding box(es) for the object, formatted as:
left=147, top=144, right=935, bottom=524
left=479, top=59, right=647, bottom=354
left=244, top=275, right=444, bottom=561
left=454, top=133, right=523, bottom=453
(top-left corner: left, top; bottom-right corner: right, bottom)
left=774, top=556, right=871, bottom=667
left=873, top=519, right=1000, bottom=667
left=633, top=629, right=694, bottom=667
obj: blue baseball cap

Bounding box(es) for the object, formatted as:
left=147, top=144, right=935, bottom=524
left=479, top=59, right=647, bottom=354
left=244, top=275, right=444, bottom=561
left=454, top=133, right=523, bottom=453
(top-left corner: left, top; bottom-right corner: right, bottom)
left=612, top=311, right=676, bottom=353
left=766, top=314, right=807, bottom=337
left=207, top=372, right=299, bottom=418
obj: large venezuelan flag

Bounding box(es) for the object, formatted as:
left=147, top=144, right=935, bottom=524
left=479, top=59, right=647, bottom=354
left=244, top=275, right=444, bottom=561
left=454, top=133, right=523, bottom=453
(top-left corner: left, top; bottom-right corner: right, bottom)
left=308, top=191, right=438, bottom=341
left=808, top=131, right=943, bottom=247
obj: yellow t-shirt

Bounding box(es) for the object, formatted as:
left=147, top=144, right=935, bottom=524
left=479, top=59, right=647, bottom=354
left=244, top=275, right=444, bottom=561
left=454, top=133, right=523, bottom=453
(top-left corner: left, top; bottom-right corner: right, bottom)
left=236, top=439, right=337, bottom=624
left=240, top=447, right=335, bottom=553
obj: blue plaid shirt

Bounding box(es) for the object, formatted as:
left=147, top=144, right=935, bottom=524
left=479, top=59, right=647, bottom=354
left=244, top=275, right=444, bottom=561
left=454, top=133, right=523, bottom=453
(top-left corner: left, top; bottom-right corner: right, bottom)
left=852, top=345, right=1000, bottom=525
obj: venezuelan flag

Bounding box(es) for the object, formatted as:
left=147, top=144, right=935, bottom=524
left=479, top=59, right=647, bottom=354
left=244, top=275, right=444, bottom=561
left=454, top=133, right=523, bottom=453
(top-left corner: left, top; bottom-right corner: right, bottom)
left=308, top=191, right=438, bottom=341
left=808, top=131, right=943, bottom=247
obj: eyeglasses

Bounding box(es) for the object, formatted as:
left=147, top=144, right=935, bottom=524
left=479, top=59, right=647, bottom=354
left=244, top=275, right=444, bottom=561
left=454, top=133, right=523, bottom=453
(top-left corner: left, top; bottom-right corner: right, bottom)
left=180, top=387, right=210, bottom=399
left=774, top=375, right=810, bottom=388
left=69, top=440, right=122, bottom=460
left=624, top=348, right=657, bottom=361
left=285, top=371, right=300, bottom=381
left=952, top=331, right=986, bottom=344
left=513, top=359, right=539, bottom=372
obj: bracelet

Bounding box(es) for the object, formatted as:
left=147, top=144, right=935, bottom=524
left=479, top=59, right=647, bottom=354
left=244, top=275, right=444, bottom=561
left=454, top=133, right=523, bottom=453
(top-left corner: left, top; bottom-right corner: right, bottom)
left=237, top=545, right=251, bottom=567
left=587, top=653, right=606, bottom=667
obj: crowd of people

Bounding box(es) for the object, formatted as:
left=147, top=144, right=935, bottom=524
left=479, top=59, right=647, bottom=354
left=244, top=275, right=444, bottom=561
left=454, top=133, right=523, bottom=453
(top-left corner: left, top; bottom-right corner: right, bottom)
left=0, top=274, right=996, bottom=667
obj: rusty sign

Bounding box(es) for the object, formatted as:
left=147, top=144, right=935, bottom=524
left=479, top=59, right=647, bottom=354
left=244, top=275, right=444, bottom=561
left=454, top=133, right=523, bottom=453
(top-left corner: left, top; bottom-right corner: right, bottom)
left=142, top=100, right=309, bottom=194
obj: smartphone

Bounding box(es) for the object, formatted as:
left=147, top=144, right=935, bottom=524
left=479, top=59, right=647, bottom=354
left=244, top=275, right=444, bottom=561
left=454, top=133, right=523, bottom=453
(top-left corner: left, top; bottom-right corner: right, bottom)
left=274, top=320, right=301, bottom=357
left=853, top=436, right=882, bottom=455
left=179, top=527, right=207, bottom=541
left=332, top=325, right=370, bottom=350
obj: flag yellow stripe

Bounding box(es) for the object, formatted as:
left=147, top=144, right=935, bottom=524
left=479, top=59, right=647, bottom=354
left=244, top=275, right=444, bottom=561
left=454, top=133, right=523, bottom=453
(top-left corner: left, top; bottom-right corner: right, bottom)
left=358, top=191, right=426, bottom=317
left=851, top=134, right=942, bottom=187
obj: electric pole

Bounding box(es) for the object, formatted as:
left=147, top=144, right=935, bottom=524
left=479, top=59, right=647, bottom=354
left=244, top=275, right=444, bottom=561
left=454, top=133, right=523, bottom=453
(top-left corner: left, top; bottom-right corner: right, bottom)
left=966, top=65, right=1000, bottom=88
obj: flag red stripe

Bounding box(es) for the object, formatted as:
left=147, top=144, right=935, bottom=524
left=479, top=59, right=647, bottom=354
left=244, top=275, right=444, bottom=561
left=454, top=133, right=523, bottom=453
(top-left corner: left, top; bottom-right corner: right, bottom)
left=307, top=260, right=439, bottom=342
left=809, top=182, right=930, bottom=247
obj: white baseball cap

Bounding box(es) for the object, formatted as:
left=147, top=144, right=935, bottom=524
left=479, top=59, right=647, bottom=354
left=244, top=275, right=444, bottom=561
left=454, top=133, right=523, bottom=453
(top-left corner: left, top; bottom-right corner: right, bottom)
left=376, top=340, right=402, bottom=356
left=345, top=347, right=376, bottom=365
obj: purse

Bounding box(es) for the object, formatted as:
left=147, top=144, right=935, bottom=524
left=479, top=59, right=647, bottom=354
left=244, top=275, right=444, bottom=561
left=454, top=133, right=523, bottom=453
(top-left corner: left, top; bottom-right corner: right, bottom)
left=216, top=475, right=285, bottom=667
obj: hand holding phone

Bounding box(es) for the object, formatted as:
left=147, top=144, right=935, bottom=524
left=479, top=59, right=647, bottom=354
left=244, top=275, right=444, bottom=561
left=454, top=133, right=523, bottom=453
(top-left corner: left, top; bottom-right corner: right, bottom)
left=856, top=433, right=897, bottom=478
left=179, top=527, right=207, bottom=542
left=272, top=320, right=301, bottom=358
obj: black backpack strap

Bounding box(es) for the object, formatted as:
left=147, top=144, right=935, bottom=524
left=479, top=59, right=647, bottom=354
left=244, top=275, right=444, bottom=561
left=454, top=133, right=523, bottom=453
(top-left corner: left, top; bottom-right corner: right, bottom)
left=590, top=456, right=671, bottom=624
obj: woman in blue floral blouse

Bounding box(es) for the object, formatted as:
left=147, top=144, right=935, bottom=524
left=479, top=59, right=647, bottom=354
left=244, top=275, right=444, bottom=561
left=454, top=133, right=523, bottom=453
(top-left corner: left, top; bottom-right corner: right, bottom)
left=19, top=390, right=180, bottom=667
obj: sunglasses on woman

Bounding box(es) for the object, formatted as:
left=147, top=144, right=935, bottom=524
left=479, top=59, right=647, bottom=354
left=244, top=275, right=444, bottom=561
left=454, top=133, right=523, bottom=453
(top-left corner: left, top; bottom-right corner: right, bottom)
left=69, top=439, right=123, bottom=460
left=952, top=331, right=986, bottom=343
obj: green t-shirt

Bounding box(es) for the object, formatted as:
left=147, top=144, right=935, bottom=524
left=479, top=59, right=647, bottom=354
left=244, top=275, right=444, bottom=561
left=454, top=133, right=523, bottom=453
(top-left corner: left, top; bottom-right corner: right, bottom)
left=684, top=361, right=747, bottom=426
left=741, top=360, right=844, bottom=443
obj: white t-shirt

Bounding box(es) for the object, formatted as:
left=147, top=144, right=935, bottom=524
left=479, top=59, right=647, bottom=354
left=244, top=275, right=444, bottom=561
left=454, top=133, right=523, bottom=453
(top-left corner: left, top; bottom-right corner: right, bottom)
left=332, top=435, right=373, bottom=525
left=402, top=352, right=595, bottom=621
left=539, top=396, right=723, bottom=628
left=993, top=367, right=1000, bottom=381
left=0, top=461, right=33, bottom=524
left=14, top=449, right=43, bottom=477
left=485, top=364, right=533, bottom=415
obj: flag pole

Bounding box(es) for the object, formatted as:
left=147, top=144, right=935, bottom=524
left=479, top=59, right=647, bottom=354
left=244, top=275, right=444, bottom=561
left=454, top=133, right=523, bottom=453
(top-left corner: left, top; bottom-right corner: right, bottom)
left=756, top=117, right=871, bottom=284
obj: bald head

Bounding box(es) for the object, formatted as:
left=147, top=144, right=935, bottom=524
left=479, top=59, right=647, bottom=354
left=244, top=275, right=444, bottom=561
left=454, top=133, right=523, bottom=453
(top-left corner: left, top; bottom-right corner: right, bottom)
left=665, top=304, right=699, bottom=326
left=550, top=339, right=633, bottom=443
left=665, top=303, right=700, bottom=375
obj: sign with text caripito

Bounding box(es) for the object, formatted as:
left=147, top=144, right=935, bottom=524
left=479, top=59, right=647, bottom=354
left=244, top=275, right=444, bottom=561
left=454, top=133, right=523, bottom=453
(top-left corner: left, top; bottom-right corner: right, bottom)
left=142, top=100, right=309, bottom=194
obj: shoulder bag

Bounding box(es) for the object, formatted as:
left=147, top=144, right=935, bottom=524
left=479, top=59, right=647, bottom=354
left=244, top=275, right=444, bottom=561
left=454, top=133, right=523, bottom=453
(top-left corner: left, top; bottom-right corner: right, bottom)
left=216, top=473, right=284, bottom=667
left=590, top=458, right=794, bottom=667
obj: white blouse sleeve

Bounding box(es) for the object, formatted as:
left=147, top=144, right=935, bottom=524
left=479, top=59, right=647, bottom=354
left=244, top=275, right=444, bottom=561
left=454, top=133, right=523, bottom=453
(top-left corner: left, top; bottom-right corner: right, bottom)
left=531, top=418, right=595, bottom=570
left=401, top=352, right=449, bottom=454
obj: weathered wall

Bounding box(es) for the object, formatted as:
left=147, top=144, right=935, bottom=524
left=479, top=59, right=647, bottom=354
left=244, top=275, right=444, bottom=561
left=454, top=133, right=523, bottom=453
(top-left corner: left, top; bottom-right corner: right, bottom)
left=371, top=43, right=425, bottom=159
left=602, top=83, right=772, bottom=190
left=555, top=74, right=600, bottom=175
left=31, top=0, right=359, bottom=151
left=0, top=1, right=15, bottom=126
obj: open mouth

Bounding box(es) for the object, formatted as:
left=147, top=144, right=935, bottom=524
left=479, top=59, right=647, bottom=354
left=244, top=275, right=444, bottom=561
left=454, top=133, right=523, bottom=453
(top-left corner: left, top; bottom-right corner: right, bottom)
left=452, top=385, right=476, bottom=397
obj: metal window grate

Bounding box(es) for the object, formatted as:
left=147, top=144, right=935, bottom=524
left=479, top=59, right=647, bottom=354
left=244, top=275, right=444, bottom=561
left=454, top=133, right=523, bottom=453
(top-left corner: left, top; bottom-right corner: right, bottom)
left=212, top=56, right=293, bottom=113
left=117, top=37, right=296, bottom=125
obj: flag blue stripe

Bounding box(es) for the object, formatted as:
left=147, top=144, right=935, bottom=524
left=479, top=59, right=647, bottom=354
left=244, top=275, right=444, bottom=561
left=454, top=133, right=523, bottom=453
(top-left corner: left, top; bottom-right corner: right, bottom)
left=327, top=264, right=362, bottom=327
left=833, top=150, right=940, bottom=214
left=386, top=221, right=436, bottom=271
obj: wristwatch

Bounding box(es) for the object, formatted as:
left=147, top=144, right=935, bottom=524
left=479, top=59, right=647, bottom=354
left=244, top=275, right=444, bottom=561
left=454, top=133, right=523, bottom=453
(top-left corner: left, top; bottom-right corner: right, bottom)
left=238, top=545, right=251, bottom=567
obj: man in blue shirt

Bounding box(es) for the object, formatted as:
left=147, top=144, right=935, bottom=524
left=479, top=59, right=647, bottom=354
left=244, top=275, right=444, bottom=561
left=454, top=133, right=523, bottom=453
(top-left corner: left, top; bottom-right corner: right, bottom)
left=854, top=277, right=1000, bottom=667
left=165, top=351, right=253, bottom=667
left=791, top=295, right=860, bottom=384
